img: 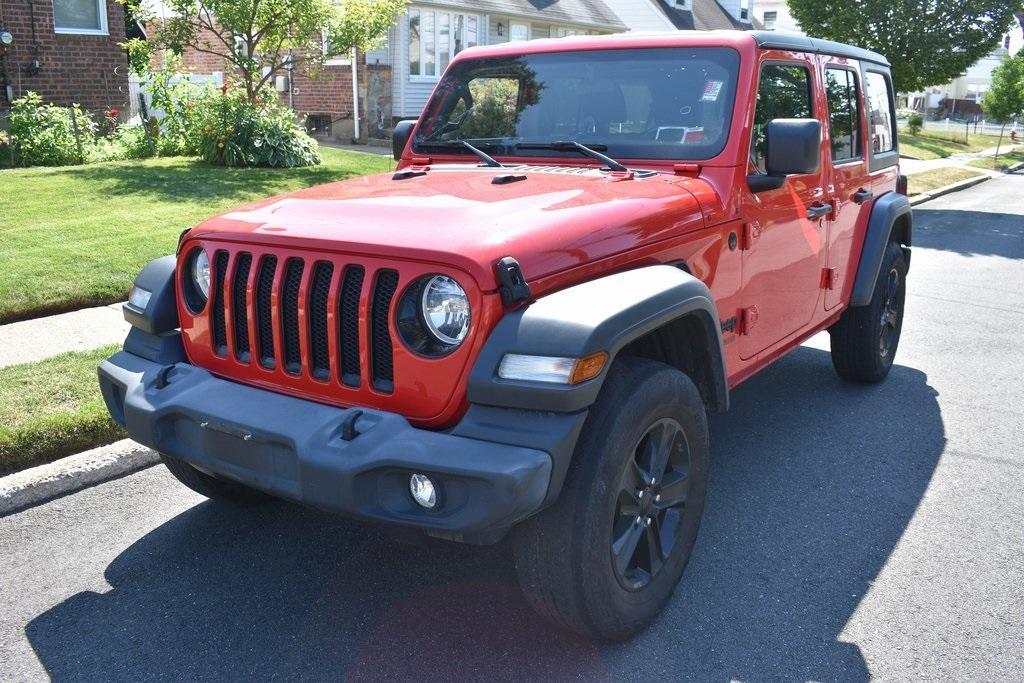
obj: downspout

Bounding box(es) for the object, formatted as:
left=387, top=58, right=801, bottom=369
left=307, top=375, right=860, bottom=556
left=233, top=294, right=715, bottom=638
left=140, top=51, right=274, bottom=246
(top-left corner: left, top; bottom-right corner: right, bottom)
left=350, top=47, right=360, bottom=141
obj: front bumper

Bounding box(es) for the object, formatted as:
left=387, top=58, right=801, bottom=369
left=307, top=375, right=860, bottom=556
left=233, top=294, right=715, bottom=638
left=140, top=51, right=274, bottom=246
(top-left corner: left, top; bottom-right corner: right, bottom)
left=98, top=349, right=553, bottom=541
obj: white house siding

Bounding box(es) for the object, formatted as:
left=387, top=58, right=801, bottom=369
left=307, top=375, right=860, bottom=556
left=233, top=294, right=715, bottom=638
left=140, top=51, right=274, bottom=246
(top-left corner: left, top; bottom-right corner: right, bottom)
left=606, top=0, right=675, bottom=31
left=488, top=15, right=508, bottom=44
left=392, top=4, right=619, bottom=118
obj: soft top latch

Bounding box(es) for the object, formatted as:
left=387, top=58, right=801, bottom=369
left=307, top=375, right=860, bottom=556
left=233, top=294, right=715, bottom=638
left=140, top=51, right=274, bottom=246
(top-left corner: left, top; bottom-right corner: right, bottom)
left=495, top=256, right=531, bottom=306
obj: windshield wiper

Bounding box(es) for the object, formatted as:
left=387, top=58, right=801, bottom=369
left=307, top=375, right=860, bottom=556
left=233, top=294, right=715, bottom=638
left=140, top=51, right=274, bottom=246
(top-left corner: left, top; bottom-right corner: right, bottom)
left=515, top=141, right=628, bottom=172
left=419, top=139, right=503, bottom=167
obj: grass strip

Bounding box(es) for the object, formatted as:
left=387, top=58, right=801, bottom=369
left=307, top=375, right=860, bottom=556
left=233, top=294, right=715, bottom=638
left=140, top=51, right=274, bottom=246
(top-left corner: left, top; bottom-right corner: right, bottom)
left=0, top=345, right=125, bottom=476
left=906, top=167, right=984, bottom=196
left=0, top=148, right=392, bottom=324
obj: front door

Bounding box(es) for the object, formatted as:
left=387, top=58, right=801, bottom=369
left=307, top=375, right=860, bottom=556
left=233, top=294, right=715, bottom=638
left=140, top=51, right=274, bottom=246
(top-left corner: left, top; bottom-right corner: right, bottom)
left=820, top=56, right=873, bottom=309
left=740, top=57, right=829, bottom=360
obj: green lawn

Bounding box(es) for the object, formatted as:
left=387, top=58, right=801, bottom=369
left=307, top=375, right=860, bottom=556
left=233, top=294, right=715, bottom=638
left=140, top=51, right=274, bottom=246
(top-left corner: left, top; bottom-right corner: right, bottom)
left=968, top=149, right=1024, bottom=172
left=899, top=129, right=1006, bottom=160
left=0, top=345, right=124, bottom=475
left=905, top=167, right=985, bottom=196
left=0, top=147, right=393, bottom=324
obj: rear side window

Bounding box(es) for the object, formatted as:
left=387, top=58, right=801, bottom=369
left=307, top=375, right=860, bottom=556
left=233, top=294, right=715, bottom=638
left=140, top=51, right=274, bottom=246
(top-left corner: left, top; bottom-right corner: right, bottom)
left=825, top=67, right=861, bottom=161
left=864, top=71, right=895, bottom=154
left=751, top=63, right=813, bottom=173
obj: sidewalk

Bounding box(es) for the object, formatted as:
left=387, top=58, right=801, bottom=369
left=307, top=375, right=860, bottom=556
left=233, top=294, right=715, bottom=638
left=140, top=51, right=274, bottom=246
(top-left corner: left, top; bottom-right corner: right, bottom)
left=901, top=143, right=1023, bottom=175
left=0, top=303, right=130, bottom=369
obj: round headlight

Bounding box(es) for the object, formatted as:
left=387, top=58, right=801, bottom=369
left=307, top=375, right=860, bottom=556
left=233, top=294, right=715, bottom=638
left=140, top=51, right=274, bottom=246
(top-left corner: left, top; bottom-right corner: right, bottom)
left=192, top=249, right=211, bottom=299
left=420, top=275, right=471, bottom=345
left=396, top=274, right=472, bottom=357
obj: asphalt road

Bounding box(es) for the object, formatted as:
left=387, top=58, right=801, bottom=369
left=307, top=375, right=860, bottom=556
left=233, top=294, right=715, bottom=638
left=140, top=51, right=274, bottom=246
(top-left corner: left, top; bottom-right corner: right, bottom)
left=2, top=175, right=1023, bottom=681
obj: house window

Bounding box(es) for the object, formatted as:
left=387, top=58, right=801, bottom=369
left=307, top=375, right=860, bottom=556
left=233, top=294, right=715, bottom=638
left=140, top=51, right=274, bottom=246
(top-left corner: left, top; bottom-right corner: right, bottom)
left=1004, top=35, right=1012, bottom=50
left=509, top=22, right=529, bottom=42
left=53, top=0, right=108, bottom=35
left=739, top=0, right=749, bottom=20
left=763, top=11, right=777, bottom=30
left=322, top=32, right=352, bottom=66
left=409, top=8, right=479, bottom=78
left=554, top=26, right=582, bottom=38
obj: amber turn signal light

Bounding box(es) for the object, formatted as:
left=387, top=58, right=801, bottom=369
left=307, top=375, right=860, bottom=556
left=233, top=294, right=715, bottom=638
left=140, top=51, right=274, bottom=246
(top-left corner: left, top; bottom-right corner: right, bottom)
left=569, top=351, right=608, bottom=384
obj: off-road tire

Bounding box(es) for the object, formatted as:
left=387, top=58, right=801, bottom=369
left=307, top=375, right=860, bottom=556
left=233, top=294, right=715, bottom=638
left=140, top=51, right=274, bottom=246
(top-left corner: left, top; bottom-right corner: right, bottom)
left=512, top=356, right=709, bottom=641
left=829, top=240, right=907, bottom=383
left=159, top=454, right=270, bottom=503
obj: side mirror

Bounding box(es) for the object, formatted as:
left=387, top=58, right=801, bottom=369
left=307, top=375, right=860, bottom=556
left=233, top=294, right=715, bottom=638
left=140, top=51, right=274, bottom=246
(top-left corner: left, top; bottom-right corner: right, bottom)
left=392, top=119, right=416, bottom=161
left=748, top=118, right=821, bottom=192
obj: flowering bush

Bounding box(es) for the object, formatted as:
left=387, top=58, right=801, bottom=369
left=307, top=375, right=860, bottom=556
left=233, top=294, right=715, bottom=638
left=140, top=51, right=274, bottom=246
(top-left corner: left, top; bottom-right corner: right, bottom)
left=191, top=85, right=321, bottom=168
left=146, top=58, right=206, bottom=156
left=7, top=92, right=96, bottom=166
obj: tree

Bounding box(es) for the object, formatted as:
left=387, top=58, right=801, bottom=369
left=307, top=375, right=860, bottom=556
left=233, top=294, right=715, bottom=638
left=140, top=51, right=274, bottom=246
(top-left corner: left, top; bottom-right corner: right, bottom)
left=125, top=0, right=406, bottom=102
left=786, top=0, right=1024, bottom=93
left=982, top=53, right=1024, bottom=164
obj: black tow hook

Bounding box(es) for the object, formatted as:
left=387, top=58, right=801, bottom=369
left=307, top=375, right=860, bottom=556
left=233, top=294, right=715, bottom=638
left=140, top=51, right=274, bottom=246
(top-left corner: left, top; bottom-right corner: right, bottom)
left=154, top=364, right=175, bottom=389
left=340, top=409, right=363, bottom=441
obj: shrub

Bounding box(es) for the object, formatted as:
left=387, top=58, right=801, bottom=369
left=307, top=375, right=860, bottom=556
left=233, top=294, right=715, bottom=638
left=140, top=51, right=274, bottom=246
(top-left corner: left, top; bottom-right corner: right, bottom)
left=192, top=86, right=321, bottom=168
left=146, top=58, right=207, bottom=156
left=8, top=92, right=95, bottom=166
left=907, top=113, right=924, bottom=135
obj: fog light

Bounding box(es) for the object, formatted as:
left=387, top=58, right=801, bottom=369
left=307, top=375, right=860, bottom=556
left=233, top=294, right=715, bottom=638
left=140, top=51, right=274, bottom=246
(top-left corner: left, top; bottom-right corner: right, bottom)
left=409, top=473, right=437, bottom=509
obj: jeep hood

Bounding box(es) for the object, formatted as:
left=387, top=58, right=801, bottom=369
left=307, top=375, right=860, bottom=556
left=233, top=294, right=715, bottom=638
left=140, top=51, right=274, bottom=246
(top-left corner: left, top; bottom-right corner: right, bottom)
left=188, top=165, right=708, bottom=291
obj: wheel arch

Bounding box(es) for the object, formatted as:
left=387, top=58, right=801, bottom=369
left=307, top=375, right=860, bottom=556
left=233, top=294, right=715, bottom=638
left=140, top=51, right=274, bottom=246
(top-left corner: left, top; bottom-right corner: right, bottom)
left=466, top=265, right=729, bottom=414
left=851, top=191, right=912, bottom=307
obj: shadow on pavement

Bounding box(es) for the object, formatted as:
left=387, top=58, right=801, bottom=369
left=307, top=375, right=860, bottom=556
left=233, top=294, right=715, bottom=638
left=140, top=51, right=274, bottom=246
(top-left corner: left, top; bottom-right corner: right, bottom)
left=913, top=208, right=1024, bottom=260
left=26, top=347, right=945, bottom=680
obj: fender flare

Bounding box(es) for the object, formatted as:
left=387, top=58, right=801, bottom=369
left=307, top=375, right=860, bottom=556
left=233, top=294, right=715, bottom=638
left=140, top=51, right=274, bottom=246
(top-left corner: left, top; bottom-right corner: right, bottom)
left=122, top=255, right=179, bottom=334
left=466, top=265, right=729, bottom=414
left=850, top=192, right=912, bottom=307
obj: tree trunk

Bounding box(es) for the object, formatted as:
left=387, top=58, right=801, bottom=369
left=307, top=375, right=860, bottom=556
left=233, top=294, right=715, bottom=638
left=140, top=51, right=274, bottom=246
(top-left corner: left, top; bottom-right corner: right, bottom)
left=995, top=125, right=1005, bottom=170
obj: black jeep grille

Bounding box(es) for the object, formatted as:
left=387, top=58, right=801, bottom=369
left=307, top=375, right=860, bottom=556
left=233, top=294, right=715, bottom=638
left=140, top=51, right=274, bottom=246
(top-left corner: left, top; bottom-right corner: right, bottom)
left=209, top=250, right=399, bottom=393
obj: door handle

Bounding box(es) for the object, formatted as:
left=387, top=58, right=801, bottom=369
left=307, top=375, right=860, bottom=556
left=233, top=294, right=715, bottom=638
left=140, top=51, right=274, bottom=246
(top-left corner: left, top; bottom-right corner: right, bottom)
left=806, top=203, right=833, bottom=220
left=853, top=189, right=874, bottom=204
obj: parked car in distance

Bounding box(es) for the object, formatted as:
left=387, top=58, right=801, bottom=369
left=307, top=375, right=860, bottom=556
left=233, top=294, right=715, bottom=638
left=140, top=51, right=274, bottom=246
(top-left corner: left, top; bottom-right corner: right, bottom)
left=100, top=30, right=911, bottom=641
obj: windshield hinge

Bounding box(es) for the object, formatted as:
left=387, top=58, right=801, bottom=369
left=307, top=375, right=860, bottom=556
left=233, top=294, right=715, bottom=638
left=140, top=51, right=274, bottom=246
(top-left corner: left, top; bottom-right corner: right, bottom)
left=673, top=163, right=701, bottom=175
left=411, top=156, right=432, bottom=165
left=495, top=256, right=531, bottom=307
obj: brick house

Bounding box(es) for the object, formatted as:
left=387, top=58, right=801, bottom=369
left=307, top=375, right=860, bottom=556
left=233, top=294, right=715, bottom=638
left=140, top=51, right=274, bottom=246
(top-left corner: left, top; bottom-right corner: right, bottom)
left=0, top=0, right=130, bottom=113
left=155, top=0, right=625, bottom=143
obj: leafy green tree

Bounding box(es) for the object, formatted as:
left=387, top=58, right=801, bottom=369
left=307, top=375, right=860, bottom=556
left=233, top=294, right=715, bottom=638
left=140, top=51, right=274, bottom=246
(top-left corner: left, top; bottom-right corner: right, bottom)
left=786, top=0, right=1024, bottom=92
left=982, top=52, right=1024, bottom=163
left=123, top=0, right=406, bottom=102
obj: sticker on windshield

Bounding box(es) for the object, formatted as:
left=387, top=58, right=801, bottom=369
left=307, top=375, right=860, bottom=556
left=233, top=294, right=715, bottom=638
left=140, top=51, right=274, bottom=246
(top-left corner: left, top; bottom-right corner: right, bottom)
left=701, top=80, right=724, bottom=102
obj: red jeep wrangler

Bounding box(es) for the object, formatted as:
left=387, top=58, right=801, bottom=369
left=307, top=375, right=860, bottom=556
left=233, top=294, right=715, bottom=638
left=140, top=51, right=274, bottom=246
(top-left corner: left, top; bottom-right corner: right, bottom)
left=99, top=31, right=911, bottom=640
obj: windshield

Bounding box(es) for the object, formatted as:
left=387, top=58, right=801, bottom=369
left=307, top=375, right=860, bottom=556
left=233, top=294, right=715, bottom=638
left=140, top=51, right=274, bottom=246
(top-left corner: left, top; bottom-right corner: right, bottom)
left=413, top=47, right=740, bottom=162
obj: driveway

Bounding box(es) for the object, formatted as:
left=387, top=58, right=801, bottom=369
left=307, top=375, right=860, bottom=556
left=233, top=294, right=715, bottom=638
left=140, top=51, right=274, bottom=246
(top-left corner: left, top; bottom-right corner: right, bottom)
left=2, top=175, right=1023, bottom=681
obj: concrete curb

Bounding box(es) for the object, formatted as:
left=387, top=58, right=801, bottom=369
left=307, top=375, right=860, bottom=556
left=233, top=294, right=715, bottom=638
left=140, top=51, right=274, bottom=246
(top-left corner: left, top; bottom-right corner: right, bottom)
left=0, top=439, right=158, bottom=516
left=910, top=173, right=991, bottom=206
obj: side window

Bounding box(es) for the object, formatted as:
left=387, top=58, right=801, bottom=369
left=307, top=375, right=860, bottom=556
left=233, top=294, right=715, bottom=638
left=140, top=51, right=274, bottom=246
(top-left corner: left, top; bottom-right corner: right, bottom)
left=752, top=64, right=813, bottom=174
left=825, top=67, right=861, bottom=161
left=864, top=71, right=895, bottom=154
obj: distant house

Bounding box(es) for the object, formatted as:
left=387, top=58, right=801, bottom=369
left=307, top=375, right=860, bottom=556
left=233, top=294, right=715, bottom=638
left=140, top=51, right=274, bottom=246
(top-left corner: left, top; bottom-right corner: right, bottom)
left=151, top=0, right=624, bottom=142
left=0, top=0, right=130, bottom=113
left=751, top=0, right=801, bottom=34
left=903, top=14, right=1024, bottom=118
left=364, top=0, right=627, bottom=133
left=649, top=0, right=756, bottom=31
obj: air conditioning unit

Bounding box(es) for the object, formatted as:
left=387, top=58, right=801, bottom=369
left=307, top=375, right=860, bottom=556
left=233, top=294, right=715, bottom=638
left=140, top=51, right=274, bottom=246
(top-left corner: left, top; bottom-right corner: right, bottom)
left=275, top=75, right=290, bottom=92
